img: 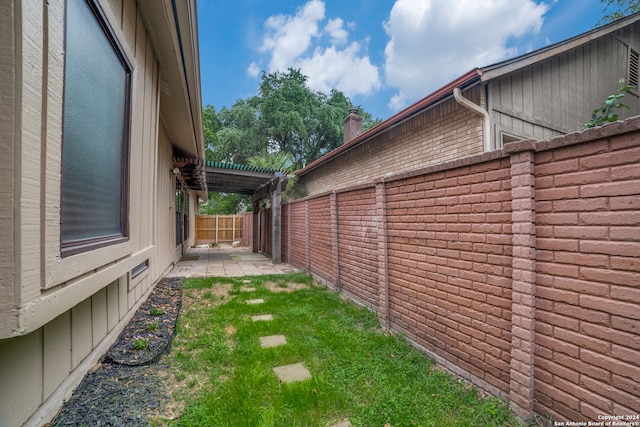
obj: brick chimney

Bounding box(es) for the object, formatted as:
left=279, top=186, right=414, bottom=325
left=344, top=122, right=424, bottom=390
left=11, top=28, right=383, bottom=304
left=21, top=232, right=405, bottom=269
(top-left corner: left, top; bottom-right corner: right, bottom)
left=343, top=108, right=363, bottom=144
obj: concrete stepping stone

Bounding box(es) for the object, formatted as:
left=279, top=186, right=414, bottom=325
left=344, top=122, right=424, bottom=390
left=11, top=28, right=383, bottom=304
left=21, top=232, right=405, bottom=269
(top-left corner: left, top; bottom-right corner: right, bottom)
left=251, top=314, right=273, bottom=322
left=329, top=421, right=352, bottom=427
left=245, top=298, right=264, bottom=305
left=272, top=363, right=311, bottom=383
left=240, top=286, right=256, bottom=292
left=260, top=335, right=287, bottom=348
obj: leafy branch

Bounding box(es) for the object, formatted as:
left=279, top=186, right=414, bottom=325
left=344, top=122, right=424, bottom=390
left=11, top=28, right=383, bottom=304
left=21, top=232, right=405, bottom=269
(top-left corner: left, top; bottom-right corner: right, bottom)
left=582, top=79, right=636, bottom=130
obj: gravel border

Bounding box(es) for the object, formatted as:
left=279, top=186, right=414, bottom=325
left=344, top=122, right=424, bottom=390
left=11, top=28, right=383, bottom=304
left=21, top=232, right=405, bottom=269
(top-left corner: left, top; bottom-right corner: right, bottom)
left=48, top=278, right=182, bottom=426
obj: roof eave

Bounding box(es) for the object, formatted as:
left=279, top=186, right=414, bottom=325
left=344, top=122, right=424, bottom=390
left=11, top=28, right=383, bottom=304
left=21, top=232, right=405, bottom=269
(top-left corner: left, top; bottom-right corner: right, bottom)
left=481, top=11, right=640, bottom=81
left=138, top=0, right=205, bottom=162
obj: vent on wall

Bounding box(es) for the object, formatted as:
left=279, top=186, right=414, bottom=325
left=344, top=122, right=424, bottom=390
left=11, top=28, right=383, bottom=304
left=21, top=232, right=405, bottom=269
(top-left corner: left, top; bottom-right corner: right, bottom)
left=629, top=48, right=639, bottom=93
left=132, top=259, right=149, bottom=279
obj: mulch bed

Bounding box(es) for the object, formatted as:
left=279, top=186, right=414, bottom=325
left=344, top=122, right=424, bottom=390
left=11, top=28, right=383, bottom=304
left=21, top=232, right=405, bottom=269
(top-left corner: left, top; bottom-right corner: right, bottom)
left=48, top=278, right=182, bottom=426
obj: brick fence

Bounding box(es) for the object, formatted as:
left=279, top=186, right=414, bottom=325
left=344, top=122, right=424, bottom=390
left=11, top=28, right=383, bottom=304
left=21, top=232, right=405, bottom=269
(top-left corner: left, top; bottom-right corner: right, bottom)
left=280, top=118, right=640, bottom=422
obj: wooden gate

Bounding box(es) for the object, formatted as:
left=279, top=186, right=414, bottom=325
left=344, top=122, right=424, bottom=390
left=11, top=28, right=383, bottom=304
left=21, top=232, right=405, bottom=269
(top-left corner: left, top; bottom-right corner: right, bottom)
left=195, top=214, right=243, bottom=243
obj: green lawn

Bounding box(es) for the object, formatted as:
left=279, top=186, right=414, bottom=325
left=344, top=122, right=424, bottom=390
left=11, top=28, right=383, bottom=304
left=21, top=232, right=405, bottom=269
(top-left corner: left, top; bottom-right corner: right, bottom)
left=156, top=273, right=523, bottom=427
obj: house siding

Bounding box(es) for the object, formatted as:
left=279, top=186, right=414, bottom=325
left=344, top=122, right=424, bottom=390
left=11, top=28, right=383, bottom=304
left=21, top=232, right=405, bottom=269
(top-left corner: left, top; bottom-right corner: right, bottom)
left=0, top=1, right=197, bottom=425
left=491, top=23, right=640, bottom=143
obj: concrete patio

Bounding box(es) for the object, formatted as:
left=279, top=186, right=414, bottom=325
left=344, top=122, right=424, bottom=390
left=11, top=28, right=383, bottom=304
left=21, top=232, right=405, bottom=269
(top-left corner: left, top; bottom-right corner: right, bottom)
left=165, top=243, right=298, bottom=278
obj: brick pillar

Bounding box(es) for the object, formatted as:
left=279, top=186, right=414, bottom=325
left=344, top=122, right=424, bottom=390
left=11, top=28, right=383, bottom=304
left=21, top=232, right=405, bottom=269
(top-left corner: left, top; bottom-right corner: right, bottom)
left=306, top=200, right=311, bottom=272
left=287, top=204, right=291, bottom=263
left=330, top=191, right=341, bottom=289
left=507, top=145, right=537, bottom=419
left=375, top=179, right=390, bottom=329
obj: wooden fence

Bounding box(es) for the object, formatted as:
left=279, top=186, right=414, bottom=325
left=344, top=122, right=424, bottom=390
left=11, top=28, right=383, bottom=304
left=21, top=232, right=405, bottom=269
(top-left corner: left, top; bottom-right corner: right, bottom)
left=195, top=214, right=243, bottom=243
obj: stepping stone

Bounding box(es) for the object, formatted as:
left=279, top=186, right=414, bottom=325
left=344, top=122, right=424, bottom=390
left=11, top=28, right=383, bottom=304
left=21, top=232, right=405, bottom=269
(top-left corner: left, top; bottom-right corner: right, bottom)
left=329, top=421, right=352, bottom=427
left=242, top=280, right=252, bottom=283
left=240, top=286, right=256, bottom=292
left=252, top=314, right=273, bottom=322
left=260, top=335, right=287, bottom=348
left=245, top=299, right=264, bottom=305
left=273, top=363, right=311, bottom=383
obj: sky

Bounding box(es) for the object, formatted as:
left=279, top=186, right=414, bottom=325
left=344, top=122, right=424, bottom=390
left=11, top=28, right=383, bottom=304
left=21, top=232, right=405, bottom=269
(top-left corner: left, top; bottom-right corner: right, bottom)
left=197, top=0, right=605, bottom=121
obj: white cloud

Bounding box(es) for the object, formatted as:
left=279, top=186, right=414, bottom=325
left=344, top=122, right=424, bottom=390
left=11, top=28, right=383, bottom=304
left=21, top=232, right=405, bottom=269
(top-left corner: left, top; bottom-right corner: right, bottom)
left=247, top=61, right=260, bottom=78
left=300, top=42, right=381, bottom=96
left=256, top=0, right=381, bottom=99
left=261, top=0, right=325, bottom=71
left=325, top=18, right=348, bottom=45
left=383, top=0, right=548, bottom=111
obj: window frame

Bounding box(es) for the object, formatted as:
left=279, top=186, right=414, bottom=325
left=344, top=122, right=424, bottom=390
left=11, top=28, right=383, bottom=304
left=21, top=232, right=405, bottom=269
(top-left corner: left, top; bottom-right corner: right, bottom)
left=60, top=0, right=132, bottom=257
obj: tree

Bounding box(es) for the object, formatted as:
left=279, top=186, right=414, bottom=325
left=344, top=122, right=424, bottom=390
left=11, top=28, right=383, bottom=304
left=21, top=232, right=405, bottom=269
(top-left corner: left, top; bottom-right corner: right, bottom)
left=207, top=98, right=268, bottom=164
left=599, top=0, right=640, bottom=24
left=257, top=68, right=380, bottom=167
left=199, top=193, right=250, bottom=215
left=200, top=68, right=381, bottom=212
left=247, top=149, right=295, bottom=172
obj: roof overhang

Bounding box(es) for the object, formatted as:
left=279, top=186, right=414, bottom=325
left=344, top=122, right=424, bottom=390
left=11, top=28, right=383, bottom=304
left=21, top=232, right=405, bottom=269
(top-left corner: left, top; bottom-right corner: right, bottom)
left=481, top=12, right=640, bottom=80
left=138, top=0, right=205, bottom=161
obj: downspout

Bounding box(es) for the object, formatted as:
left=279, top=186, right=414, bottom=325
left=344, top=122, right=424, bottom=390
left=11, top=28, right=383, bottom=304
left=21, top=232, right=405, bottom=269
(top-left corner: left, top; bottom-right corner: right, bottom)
left=453, top=87, right=491, bottom=152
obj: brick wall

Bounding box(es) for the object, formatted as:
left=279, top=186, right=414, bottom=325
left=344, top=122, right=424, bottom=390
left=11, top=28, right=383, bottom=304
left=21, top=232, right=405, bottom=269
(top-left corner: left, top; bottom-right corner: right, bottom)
left=532, top=127, right=640, bottom=420
left=337, top=187, right=379, bottom=310
left=280, top=117, right=640, bottom=422
left=385, top=157, right=513, bottom=397
left=308, top=196, right=335, bottom=283
left=298, top=86, right=484, bottom=196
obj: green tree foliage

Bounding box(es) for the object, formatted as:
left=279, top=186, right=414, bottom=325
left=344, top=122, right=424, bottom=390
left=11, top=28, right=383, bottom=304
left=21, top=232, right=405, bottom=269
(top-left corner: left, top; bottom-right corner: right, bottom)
left=599, top=0, right=640, bottom=24
left=203, top=68, right=380, bottom=168
left=206, top=98, right=268, bottom=164
left=201, top=68, right=381, bottom=213
left=247, top=149, right=295, bottom=172
left=199, top=193, right=250, bottom=215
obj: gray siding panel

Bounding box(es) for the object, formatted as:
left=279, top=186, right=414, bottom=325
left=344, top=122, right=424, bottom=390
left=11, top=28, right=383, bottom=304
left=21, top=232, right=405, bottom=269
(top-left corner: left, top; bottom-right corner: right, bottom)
left=492, top=26, right=640, bottom=145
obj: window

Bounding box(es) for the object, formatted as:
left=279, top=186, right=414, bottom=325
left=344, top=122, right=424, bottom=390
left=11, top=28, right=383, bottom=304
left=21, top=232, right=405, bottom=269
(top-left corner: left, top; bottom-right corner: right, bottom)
left=500, top=131, right=525, bottom=148
left=60, top=0, right=131, bottom=256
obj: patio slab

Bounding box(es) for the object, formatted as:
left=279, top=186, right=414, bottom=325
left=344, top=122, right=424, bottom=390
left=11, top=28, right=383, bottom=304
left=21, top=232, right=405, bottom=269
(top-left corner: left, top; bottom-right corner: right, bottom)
left=272, top=363, right=311, bottom=383
left=259, top=335, right=287, bottom=348
left=165, top=243, right=298, bottom=278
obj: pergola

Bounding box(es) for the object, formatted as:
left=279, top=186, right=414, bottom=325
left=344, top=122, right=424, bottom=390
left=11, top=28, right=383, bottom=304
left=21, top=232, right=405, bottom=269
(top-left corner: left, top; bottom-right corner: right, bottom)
left=172, top=157, right=286, bottom=263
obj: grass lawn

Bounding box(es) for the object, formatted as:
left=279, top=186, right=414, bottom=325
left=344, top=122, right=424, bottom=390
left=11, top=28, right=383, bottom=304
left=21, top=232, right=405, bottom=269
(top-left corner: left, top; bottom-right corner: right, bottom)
left=155, top=273, right=523, bottom=427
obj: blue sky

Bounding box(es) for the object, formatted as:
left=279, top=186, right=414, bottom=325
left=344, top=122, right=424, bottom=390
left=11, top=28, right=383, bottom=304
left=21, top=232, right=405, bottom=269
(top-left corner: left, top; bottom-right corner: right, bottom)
left=197, top=0, right=604, bottom=120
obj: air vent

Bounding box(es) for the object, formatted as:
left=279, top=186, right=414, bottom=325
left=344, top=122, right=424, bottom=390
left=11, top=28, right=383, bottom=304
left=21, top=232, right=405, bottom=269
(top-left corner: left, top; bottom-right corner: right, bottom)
left=629, top=48, right=639, bottom=91
left=131, top=259, right=149, bottom=278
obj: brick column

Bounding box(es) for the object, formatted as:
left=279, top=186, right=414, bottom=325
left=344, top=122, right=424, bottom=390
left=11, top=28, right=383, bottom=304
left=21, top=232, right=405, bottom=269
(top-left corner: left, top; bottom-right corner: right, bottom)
left=375, top=179, right=390, bottom=329
left=507, top=144, right=537, bottom=419
left=305, top=200, right=311, bottom=272
left=330, top=191, right=341, bottom=289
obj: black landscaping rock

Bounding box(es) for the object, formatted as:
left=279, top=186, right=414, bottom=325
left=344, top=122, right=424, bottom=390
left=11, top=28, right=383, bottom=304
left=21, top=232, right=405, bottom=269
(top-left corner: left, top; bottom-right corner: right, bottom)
left=48, top=278, right=182, bottom=426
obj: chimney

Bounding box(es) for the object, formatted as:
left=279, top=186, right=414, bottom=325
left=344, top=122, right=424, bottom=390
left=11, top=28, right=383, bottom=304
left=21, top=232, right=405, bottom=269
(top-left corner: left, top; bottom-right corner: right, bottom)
left=343, top=108, right=363, bottom=144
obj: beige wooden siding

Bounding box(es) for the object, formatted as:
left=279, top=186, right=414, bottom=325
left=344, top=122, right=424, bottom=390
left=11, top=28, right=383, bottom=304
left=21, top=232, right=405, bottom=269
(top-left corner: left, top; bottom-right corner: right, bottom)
left=156, top=122, right=180, bottom=277
left=0, top=0, right=17, bottom=336
left=0, top=0, right=179, bottom=425
left=491, top=26, right=640, bottom=144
